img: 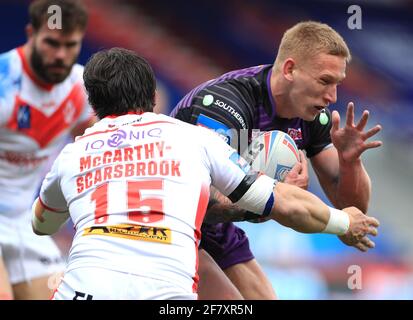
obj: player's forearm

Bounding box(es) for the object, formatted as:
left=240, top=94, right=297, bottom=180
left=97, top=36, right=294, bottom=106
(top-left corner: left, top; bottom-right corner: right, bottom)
left=204, top=201, right=248, bottom=224
left=204, top=187, right=248, bottom=224
left=231, top=176, right=349, bottom=234
left=336, top=158, right=371, bottom=212
left=270, top=183, right=349, bottom=234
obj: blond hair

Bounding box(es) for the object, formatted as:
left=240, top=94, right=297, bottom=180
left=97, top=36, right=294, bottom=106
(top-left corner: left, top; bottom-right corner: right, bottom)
left=274, top=21, right=351, bottom=70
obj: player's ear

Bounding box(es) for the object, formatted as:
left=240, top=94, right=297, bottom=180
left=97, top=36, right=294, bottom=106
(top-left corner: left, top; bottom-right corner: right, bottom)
left=25, top=24, right=34, bottom=40
left=282, top=58, right=295, bottom=82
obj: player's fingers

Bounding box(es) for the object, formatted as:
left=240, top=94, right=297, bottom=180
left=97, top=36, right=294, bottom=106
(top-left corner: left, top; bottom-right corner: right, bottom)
left=331, top=110, right=340, bottom=132
left=361, top=236, right=375, bottom=249
left=362, top=141, right=383, bottom=151
left=356, top=110, right=369, bottom=131
left=354, top=242, right=368, bottom=252
left=363, top=125, right=382, bottom=140
left=298, top=150, right=303, bottom=162
left=367, top=226, right=378, bottom=237
left=298, top=151, right=309, bottom=175
left=346, top=102, right=355, bottom=127
left=367, top=216, right=380, bottom=227
left=288, top=161, right=302, bottom=175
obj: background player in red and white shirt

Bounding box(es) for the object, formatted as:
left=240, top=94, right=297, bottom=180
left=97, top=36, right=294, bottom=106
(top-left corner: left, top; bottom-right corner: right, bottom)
left=32, top=47, right=379, bottom=300
left=0, top=0, right=94, bottom=299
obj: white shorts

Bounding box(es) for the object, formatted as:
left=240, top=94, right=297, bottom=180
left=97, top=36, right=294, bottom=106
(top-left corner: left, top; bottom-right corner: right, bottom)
left=53, top=267, right=198, bottom=300
left=0, top=210, right=65, bottom=284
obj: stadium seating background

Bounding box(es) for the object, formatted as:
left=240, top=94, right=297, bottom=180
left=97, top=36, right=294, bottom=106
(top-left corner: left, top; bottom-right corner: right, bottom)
left=1, top=0, right=412, bottom=299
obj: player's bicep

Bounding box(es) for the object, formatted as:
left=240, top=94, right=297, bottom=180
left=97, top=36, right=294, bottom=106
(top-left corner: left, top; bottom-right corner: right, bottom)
left=32, top=156, right=70, bottom=235
left=205, top=132, right=275, bottom=216
left=39, top=155, right=68, bottom=212
left=208, top=143, right=251, bottom=195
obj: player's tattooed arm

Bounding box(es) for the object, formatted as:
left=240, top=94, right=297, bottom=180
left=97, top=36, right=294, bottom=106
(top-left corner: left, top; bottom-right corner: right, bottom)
left=204, top=187, right=270, bottom=224
left=204, top=187, right=249, bottom=224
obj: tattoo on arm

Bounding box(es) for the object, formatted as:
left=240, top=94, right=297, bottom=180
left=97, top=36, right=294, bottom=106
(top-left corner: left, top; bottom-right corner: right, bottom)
left=203, top=187, right=246, bottom=224
left=203, top=187, right=266, bottom=224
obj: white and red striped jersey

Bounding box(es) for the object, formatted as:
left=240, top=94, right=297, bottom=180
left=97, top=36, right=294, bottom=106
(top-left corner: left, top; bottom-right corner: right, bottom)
left=0, top=47, right=93, bottom=216
left=39, top=112, right=258, bottom=292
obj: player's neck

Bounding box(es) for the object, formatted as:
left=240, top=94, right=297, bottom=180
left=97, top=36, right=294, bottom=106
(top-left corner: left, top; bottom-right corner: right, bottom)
left=22, top=44, right=53, bottom=89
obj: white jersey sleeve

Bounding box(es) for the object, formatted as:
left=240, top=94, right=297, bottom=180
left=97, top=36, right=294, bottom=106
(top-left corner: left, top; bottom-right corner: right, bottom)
left=200, top=128, right=255, bottom=197
left=0, top=50, right=20, bottom=127
left=196, top=128, right=254, bottom=198
left=38, top=151, right=68, bottom=212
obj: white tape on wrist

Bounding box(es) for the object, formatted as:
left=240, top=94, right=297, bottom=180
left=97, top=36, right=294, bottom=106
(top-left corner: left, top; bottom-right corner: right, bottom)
left=322, top=207, right=350, bottom=235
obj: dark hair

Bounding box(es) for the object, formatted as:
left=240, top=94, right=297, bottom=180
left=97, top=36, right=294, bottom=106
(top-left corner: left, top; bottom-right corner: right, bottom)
left=29, top=0, right=88, bottom=33
left=83, top=48, right=156, bottom=119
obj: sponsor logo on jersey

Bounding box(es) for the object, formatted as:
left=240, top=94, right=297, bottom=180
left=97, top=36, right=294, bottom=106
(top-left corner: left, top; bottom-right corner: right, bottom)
left=41, top=101, right=56, bottom=110
left=17, top=105, right=31, bottom=129
left=202, top=94, right=214, bottom=106
left=83, top=224, right=172, bottom=244
left=84, top=128, right=162, bottom=151
left=287, top=128, right=303, bottom=141
left=196, top=113, right=232, bottom=144
left=0, top=151, right=48, bottom=167
left=107, top=129, right=127, bottom=147
left=63, top=100, right=76, bottom=124
left=213, top=99, right=246, bottom=129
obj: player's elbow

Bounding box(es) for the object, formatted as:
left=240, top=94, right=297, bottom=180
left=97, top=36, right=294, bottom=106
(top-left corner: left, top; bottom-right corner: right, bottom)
left=335, top=195, right=369, bottom=214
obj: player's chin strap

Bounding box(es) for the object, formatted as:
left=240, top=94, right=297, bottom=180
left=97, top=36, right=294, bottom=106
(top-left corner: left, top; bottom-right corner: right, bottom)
left=31, top=198, right=70, bottom=235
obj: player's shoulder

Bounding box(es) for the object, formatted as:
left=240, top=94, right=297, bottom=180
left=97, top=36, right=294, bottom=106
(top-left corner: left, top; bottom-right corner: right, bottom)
left=154, top=112, right=205, bottom=134
left=0, top=50, right=13, bottom=76
left=0, top=49, right=22, bottom=120
left=155, top=112, right=220, bottom=142
left=67, top=63, right=85, bottom=83
left=0, top=48, right=22, bottom=81
left=55, top=140, right=77, bottom=166
left=198, top=64, right=269, bottom=95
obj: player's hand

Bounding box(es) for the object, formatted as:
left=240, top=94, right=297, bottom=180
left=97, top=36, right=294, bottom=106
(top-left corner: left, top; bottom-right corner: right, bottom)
left=284, top=150, right=309, bottom=190
left=338, top=206, right=380, bottom=252
left=331, top=102, right=382, bottom=163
